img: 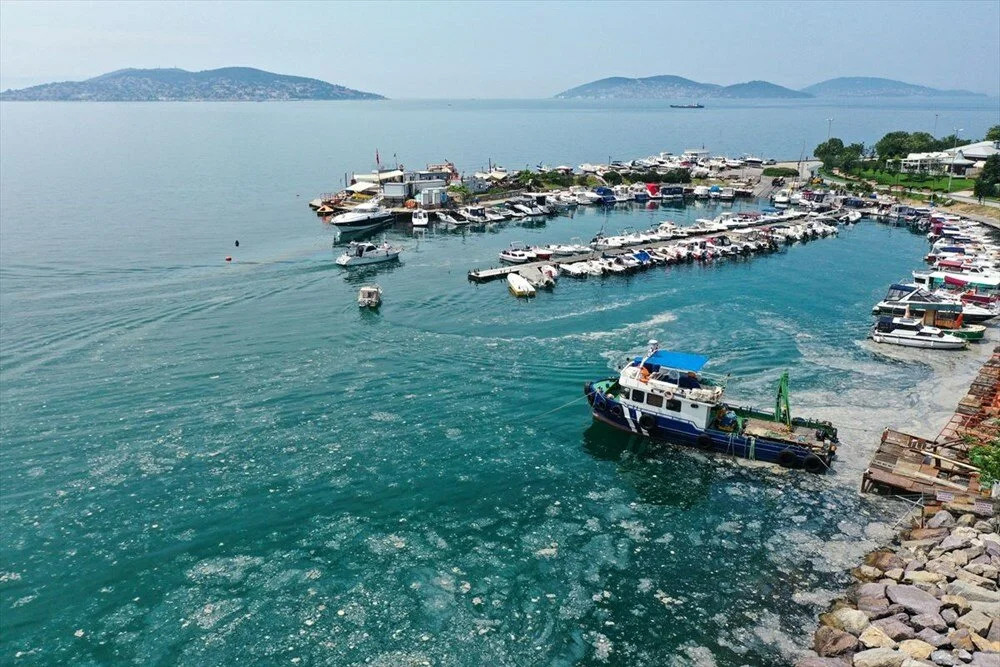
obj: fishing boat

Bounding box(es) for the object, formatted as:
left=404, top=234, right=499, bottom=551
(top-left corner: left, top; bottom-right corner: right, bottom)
left=357, top=284, right=382, bottom=308
left=870, top=317, right=967, bottom=350
left=411, top=208, right=429, bottom=227
left=583, top=344, right=838, bottom=473
left=335, top=241, right=402, bottom=267
left=507, top=272, right=535, bottom=298
left=328, top=197, right=394, bottom=231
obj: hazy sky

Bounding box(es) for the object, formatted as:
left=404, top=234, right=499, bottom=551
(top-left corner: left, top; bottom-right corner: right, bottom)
left=2, top=0, right=998, bottom=97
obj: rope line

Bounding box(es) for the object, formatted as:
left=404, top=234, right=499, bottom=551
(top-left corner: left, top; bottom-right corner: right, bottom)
left=523, top=394, right=590, bottom=424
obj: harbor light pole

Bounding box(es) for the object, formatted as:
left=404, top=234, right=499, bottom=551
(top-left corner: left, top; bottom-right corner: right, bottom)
left=825, top=118, right=834, bottom=140
left=947, top=128, right=963, bottom=194
left=933, top=113, right=939, bottom=137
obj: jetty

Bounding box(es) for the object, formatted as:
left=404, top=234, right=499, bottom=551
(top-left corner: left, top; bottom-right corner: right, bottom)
left=467, top=216, right=803, bottom=283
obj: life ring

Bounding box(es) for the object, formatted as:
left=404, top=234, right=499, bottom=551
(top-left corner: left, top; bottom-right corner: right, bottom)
left=777, top=449, right=799, bottom=468
left=803, top=454, right=826, bottom=474
left=696, top=433, right=712, bottom=449
left=638, top=414, right=655, bottom=430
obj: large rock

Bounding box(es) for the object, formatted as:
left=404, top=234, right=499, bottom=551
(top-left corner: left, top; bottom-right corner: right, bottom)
left=987, top=618, right=1000, bottom=642
left=859, top=596, right=892, bottom=619
left=956, top=610, right=992, bottom=635
left=904, top=571, right=947, bottom=585
left=938, top=528, right=978, bottom=553
left=927, top=511, right=955, bottom=529
left=970, top=653, right=999, bottom=666
left=814, top=625, right=858, bottom=657
left=897, top=639, right=935, bottom=660
left=940, top=595, right=972, bottom=615
left=860, top=624, right=899, bottom=649
left=940, top=608, right=958, bottom=626
left=852, top=647, right=907, bottom=667
left=954, top=568, right=996, bottom=591
left=858, top=583, right=889, bottom=600
left=910, top=613, right=948, bottom=633
left=794, top=658, right=850, bottom=667
left=887, top=585, right=943, bottom=617
left=874, top=617, right=916, bottom=641
left=946, top=580, right=1000, bottom=604
left=909, top=527, right=950, bottom=541
left=828, top=607, right=872, bottom=636
left=969, top=631, right=999, bottom=652
left=948, top=629, right=975, bottom=652
left=872, top=551, right=907, bottom=572
left=914, top=628, right=949, bottom=648
left=928, top=650, right=961, bottom=666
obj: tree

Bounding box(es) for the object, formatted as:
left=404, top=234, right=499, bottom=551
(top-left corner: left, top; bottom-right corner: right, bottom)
left=603, top=171, right=623, bottom=185
left=986, top=125, right=1000, bottom=142
left=973, top=154, right=1000, bottom=200
left=840, top=142, right=865, bottom=172
left=875, top=131, right=911, bottom=159
left=814, top=138, right=845, bottom=169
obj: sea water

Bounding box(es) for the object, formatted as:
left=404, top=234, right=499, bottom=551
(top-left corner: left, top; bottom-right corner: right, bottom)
left=1, top=99, right=998, bottom=664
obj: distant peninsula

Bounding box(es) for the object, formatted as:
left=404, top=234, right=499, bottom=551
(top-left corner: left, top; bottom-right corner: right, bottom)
left=554, top=74, right=987, bottom=100
left=802, top=76, right=985, bottom=98
left=554, top=75, right=809, bottom=100
left=0, top=67, right=385, bottom=101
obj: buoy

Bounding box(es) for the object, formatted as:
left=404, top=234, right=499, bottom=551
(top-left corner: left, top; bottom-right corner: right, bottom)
left=235, top=240, right=239, bottom=247
left=225, top=256, right=232, bottom=262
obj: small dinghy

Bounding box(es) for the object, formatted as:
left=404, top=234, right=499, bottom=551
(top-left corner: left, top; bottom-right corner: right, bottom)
left=559, top=262, right=589, bottom=278
left=870, top=317, right=967, bottom=350
left=507, top=272, right=536, bottom=298
left=411, top=208, right=429, bottom=227
left=358, top=284, right=382, bottom=308
left=519, top=266, right=554, bottom=290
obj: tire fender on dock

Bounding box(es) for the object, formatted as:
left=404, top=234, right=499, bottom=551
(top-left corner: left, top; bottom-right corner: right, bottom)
left=777, top=449, right=799, bottom=468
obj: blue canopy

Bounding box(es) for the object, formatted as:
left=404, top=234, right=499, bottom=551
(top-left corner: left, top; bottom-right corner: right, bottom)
left=633, top=350, right=708, bottom=373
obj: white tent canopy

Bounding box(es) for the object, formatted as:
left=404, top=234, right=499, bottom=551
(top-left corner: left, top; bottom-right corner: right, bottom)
left=346, top=181, right=378, bottom=193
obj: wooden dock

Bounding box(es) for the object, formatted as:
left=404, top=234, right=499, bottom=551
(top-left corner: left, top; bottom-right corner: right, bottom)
left=467, top=218, right=797, bottom=283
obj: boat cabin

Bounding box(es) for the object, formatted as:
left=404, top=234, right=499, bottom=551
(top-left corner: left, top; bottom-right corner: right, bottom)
left=616, top=350, right=724, bottom=430
left=347, top=242, right=381, bottom=258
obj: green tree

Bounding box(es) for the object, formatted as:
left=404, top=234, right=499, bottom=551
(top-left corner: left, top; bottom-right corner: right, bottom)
left=875, top=131, right=911, bottom=159
left=969, top=442, right=1000, bottom=488
left=985, top=125, right=1000, bottom=142
left=906, top=132, right=937, bottom=154
left=973, top=154, right=1000, bottom=199
left=814, top=138, right=845, bottom=169
left=840, top=142, right=865, bottom=172
left=603, top=171, right=623, bottom=185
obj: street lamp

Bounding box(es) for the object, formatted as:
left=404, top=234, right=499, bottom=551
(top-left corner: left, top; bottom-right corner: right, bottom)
left=825, top=118, right=834, bottom=140
left=933, top=113, right=939, bottom=137
left=947, top=128, right=963, bottom=194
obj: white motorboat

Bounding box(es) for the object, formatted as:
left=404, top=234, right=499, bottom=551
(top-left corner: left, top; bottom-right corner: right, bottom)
left=543, top=241, right=590, bottom=257
left=437, top=211, right=460, bottom=225
left=520, top=266, right=555, bottom=289
left=507, top=272, right=536, bottom=298
left=411, top=208, right=429, bottom=227
left=484, top=208, right=506, bottom=222
left=559, top=262, right=589, bottom=278
left=357, top=284, right=382, bottom=308
left=329, top=197, right=394, bottom=231
left=720, top=187, right=735, bottom=201
left=461, top=206, right=489, bottom=223
left=499, top=242, right=537, bottom=264
left=335, top=241, right=402, bottom=267
left=693, top=185, right=710, bottom=198
left=773, top=189, right=791, bottom=207
left=870, top=317, right=967, bottom=350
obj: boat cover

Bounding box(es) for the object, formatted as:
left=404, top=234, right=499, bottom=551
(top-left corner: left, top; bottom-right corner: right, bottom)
left=633, top=350, right=708, bottom=372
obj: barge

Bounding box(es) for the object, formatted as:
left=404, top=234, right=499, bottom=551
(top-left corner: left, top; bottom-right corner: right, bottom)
left=584, top=344, right=838, bottom=472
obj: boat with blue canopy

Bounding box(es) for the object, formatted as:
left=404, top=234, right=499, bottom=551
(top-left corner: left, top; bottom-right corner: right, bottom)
left=583, top=341, right=838, bottom=473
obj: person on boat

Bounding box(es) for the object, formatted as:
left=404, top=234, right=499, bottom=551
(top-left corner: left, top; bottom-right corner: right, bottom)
left=678, top=372, right=701, bottom=389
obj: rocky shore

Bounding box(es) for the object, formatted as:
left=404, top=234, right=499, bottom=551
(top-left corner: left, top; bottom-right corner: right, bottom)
left=797, top=509, right=999, bottom=667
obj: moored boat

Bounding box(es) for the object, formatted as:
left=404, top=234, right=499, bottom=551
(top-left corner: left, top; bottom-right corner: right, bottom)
left=329, top=197, right=394, bottom=231
left=357, top=284, right=382, bottom=308
left=583, top=344, right=838, bottom=472
left=507, top=272, right=536, bottom=298
left=870, top=317, right=967, bottom=350
left=411, top=208, right=429, bottom=227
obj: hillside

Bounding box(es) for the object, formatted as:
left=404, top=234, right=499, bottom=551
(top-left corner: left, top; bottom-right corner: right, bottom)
left=802, top=77, right=984, bottom=97
left=0, top=67, right=385, bottom=101
left=555, top=75, right=809, bottom=99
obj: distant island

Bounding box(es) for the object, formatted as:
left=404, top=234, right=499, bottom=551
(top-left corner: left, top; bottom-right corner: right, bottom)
left=554, top=75, right=809, bottom=100
left=554, top=75, right=987, bottom=100
left=802, top=76, right=985, bottom=98
left=0, top=67, right=385, bottom=101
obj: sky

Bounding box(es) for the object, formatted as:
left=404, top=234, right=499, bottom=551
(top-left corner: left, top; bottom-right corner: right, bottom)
left=1, top=0, right=999, bottom=98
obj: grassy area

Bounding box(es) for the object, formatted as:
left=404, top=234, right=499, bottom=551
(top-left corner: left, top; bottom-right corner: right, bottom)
left=848, top=167, right=975, bottom=192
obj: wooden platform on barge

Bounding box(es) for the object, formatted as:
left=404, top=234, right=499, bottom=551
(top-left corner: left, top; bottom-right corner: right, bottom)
left=861, top=348, right=999, bottom=514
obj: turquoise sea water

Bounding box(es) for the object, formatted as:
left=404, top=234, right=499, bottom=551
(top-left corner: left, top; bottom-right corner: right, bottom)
left=2, top=100, right=999, bottom=665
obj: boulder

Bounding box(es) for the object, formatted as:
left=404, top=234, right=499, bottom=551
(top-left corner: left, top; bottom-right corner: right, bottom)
left=860, top=624, right=900, bottom=649
left=956, top=610, right=992, bottom=636
left=858, top=565, right=885, bottom=580
left=826, top=607, right=872, bottom=636
left=794, top=658, right=850, bottom=667
left=969, top=652, right=1000, bottom=666
left=924, top=560, right=959, bottom=579
left=946, top=580, right=1000, bottom=604
left=950, top=550, right=969, bottom=567
left=963, top=564, right=998, bottom=580
left=940, top=609, right=958, bottom=626
left=952, top=649, right=972, bottom=661
left=887, top=585, right=943, bottom=617
left=948, top=629, right=975, bottom=652
left=885, top=569, right=905, bottom=582
left=928, top=650, right=961, bottom=666
left=910, top=613, right=948, bottom=633
left=874, top=617, right=916, bottom=641
left=969, top=631, right=999, bottom=652
left=872, top=551, right=907, bottom=571
left=859, top=583, right=889, bottom=600
left=852, top=647, right=907, bottom=667
left=987, top=618, right=1000, bottom=643
left=956, top=514, right=976, bottom=527
left=938, top=528, right=978, bottom=553
left=914, top=628, right=949, bottom=648
left=859, top=596, right=892, bottom=619
left=927, top=511, right=956, bottom=529
left=973, top=521, right=993, bottom=533
left=905, top=571, right=947, bottom=585
left=814, top=625, right=858, bottom=657
left=909, top=527, right=950, bottom=541
left=940, top=595, right=972, bottom=615
left=897, top=639, right=935, bottom=660
left=900, top=659, right=934, bottom=667
left=954, top=568, right=996, bottom=591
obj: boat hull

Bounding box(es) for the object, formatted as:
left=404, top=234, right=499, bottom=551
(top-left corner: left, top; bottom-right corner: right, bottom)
left=870, top=333, right=967, bottom=349
left=871, top=304, right=995, bottom=324
left=583, top=382, right=833, bottom=472
left=335, top=252, right=400, bottom=267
